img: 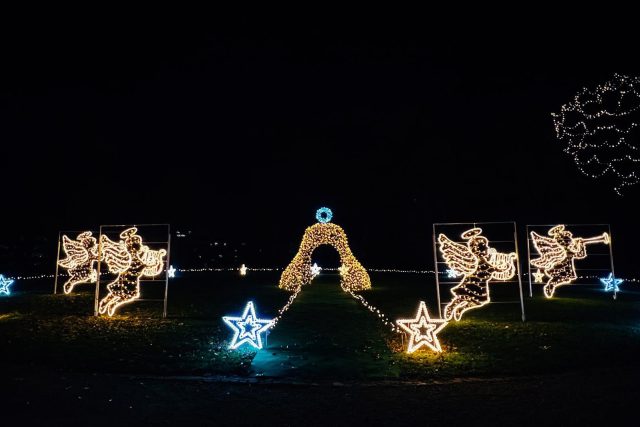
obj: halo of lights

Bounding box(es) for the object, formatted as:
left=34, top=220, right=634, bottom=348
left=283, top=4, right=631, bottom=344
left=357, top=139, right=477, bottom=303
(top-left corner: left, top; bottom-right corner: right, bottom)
left=439, top=228, right=517, bottom=321
left=552, top=73, right=640, bottom=195
left=279, top=213, right=371, bottom=292
left=530, top=225, right=609, bottom=298
left=58, top=232, right=101, bottom=294
left=98, top=227, right=167, bottom=316
left=315, top=207, right=333, bottom=223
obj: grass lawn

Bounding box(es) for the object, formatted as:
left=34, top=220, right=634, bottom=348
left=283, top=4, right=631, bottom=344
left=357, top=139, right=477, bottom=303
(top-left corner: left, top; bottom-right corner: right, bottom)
left=1, top=271, right=639, bottom=380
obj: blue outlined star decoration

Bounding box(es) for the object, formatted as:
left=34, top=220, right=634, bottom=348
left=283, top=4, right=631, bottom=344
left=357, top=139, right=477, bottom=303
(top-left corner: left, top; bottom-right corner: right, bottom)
left=396, top=301, right=448, bottom=353
left=600, top=273, right=623, bottom=292
left=223, top=301, right=274, bottom=349
left=0, top=275, right=14, bottom=295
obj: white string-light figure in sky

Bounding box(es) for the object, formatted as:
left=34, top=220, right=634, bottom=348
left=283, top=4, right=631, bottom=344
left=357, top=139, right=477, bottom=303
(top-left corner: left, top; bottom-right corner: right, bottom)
left=98, top=227, right=167, bottom=316
left=439, top=228, right=517, bottom=321
left=530, top=225, right=609, bottom=298
left=58, top=232, right=101, bottom=294
left=552, top=73, right=640, bottom=195
left=279, top=208, right=371, bottom=292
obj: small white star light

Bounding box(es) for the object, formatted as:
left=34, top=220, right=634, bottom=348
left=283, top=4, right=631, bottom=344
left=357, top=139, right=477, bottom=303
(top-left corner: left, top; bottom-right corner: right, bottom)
left=167, top=265, right=176, bottom=278
left=0, top=275, right=14, bottom=295
left=600, top=273, right=624, bottom=292
left=533, top=269, right=545, bottom=283
left=397, top=301, right=448, bottom=353
left=310, top=263, right=322, bottom=278
left=239, top=264, right=248, bottom=276
left=223, top=301, right=274, bottom=350
left=446, top=268, right=459, bottom=278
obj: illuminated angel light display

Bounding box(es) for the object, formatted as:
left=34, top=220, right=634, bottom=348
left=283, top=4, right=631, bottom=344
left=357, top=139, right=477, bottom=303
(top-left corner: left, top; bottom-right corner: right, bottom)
left=552, top=73, right=640, bottom=195
left=600, top=273, right=623, bottom=292
left=58, top=232, right=101, bottom=294
left=279, top=209, right=371, bottom=292
left=439, top=228, right=517, bottom=321
left=98, top=227, right=167, bottom=316
left=530, top=225, right=609, bottom=298
left=0, top=275, right=14, bottom=295
left=223, top=301, right=274, bottom=350
left=396, top=301, right=447, bottom=353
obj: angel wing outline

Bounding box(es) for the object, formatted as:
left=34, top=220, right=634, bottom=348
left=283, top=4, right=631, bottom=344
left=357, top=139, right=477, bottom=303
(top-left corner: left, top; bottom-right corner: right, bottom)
left=437, top=233, right=478, bottom=276
left=100, top=235, right=131, bottom=273
left=530, top=231, right=567, bottom=269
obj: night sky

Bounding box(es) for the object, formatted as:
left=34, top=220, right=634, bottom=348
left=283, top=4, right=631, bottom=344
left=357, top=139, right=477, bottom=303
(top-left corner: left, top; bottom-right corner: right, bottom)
left=2, top=25, right=639, bottom=271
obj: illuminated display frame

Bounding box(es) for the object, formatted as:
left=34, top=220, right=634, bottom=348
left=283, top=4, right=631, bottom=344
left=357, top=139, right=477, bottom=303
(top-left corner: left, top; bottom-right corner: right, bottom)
left=93, top=224, right=171, bottom=318
left=526, top=224, right=616, bottom=299
left=433, top=222, right=526, bottom=322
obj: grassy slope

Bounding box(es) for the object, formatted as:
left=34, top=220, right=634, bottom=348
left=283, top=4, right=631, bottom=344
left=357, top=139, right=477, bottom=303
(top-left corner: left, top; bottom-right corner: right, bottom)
left=1, top=271, right=639, bottom=379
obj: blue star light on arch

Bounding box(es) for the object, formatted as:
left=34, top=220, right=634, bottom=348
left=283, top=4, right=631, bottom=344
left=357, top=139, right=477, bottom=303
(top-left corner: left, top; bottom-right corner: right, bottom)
left=600, top=273, right=624, bottom=292
left=223, top=301, right=274, bottom=350
left=0, top=275, right=14, bottom=295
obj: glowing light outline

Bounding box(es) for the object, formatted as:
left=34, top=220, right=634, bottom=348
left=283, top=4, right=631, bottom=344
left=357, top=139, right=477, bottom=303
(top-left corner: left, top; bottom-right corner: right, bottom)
left=315, top=207, right=333, bottom=223
left=222, top=301, right=274, bottom=350
left=0, top=275, right=14, bottom=295
left=530, top=225, right=609, bottom=298
left=58, top=231, right=101, bottom=294
left=438, top=227, right=517, bottom=321
left=97, top=227, right=167, bottom=316
left=396, top=301, right=448, bottom=353
left=600, top=273, right=624, bottom=292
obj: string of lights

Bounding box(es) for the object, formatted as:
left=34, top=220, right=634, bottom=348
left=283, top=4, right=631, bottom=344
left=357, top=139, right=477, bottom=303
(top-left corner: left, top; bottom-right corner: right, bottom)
left=552, top=73, right=640, bottom=196
left=348, top=290, right=402, bottom=334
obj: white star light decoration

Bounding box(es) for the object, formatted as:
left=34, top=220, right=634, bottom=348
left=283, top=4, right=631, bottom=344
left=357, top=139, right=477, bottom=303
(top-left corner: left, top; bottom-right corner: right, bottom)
left=167, top=265, right=176, bottom=278
left=396, top=301, right=448, bottom=353
left=223, top=301, right=274, bottom=350
left=0, top=275, right=14, bottom=295
left=446, top=268, right=459, bottom=278
left=600, top=273, right=623, bottom=292
left=533, top=269, right=545, bottom=283
left=239, top=264, right=248, bottom=276
left=338, top=265, right=349, bottom=276
left=310, top=263, right=322, bottom=278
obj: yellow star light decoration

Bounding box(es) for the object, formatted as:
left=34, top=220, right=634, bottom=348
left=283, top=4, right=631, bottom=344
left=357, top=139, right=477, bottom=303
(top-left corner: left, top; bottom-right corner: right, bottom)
left=530, top=225, right=609, bottom=298
left=533, top=269, right=545, bottom=283
left=98, top=227, right=167, bottom=316
left=397, top=301, right=447, bottom=353
left=279, top=208, right=371, bottom=292
left=239, top=264, right=248, bottom=276
left=438, top=228, right=517, bottom=321
left=58, top=231, right=101, bottom=294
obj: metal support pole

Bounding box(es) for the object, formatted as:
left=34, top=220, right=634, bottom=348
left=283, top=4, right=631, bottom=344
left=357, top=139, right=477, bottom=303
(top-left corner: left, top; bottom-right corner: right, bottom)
left=432, top=224, right=442, bottom=318
left=513, top=222, right=526, bottom=322
left=53, top=232, right=62, bottom=295
left=93, top=226, right=103, bottom=316
left=163, top=225, right=171, bottom=318
left=525, top=225, right=533, bottom=298
left=608, top=225, right=617, bottom=301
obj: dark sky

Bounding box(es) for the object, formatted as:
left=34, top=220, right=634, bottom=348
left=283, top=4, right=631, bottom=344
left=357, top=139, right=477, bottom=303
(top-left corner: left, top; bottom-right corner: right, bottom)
left=1, top=24, right=639, bottom=270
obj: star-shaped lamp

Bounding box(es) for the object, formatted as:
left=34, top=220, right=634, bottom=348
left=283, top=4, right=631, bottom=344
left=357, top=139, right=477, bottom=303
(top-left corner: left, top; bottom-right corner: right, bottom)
left=310, top=263, right=322, bottom=277
left=533, top=269, right=545, bottom=283
left=446, top=268, right=459, bottom=278
left=167, top=265, right=176, bottom=278
left=223, top=301, right=274, bottom=350
left=397, top=301, right=448, bottom=353
left=338, top=265, right=349, bottom=276
left=600, top=273, right=623, bottom=292
left=0, top=275, right=14, bottom=295
left=239, top=264, right=248, bottom=276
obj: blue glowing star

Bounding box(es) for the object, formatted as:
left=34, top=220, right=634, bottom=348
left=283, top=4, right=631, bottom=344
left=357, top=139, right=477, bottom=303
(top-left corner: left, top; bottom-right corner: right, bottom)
left=167, top=265, right=176, bottom=278
left=0, top=275, right=14, bottom=295
left=600, top=273, right=624, bottom=292
left=315, top=207, right=333, bottom=223
left=223, top=301, right=274, bottom=350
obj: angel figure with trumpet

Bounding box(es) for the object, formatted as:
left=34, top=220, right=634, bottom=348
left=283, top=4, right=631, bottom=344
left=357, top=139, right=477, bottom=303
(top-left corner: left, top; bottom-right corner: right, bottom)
left=98, top=227, right=167, bottom=316
left=439, top=228, right=517, bottom=321
left=530, top=225, right=609, bottom=298
left=58, top=231, right=102, bottom=294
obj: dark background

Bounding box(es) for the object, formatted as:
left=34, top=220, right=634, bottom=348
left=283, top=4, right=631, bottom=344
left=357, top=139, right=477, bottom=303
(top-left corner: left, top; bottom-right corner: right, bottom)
left=1, top=23, right=638, bottom=273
